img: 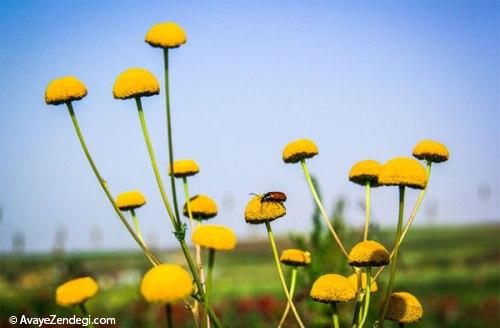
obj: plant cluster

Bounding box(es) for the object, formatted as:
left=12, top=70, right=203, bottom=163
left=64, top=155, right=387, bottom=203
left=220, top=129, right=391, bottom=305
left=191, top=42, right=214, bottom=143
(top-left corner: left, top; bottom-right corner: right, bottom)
left=45, top=21, right=449, bottom=328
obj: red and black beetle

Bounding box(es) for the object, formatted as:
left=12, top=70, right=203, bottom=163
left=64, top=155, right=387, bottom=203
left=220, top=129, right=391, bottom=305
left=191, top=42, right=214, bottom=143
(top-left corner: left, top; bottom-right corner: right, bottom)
left=250, top=191, right=287, bottom=203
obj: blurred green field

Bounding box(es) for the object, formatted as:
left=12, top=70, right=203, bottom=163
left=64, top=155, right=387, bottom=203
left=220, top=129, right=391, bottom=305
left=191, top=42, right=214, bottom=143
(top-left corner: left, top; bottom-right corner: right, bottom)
left=1, top=224, right=499, bottom=327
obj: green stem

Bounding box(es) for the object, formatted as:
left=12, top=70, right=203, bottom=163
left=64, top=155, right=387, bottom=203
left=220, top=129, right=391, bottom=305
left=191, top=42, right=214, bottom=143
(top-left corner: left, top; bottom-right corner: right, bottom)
left=179, top=240, right=222, bottom=328
left=134, top=98, right=221, bottom=327
left=358, top=268, right=371, bottom=328
left=135, top=97, right=178, bottom=229
left=166, top=304, right=173, bottom=328
left=265, top=222, right=305, bottom=328
left=163, top=48, right=181, bottom=225
left=363, top=182, right=371, bottom=241
left=372, top=162, right=432, bottom=283
left=351, top=269, right=363, bottom=327
left=277, top=267, right=298, bottom=328
left=79, top=303, right=95, bottom=328
left=65, top=102, right=159, bottom=265
left=206, top=249, right=215, bottom=308
left=130, top=209, right=156, bottom=266
left=300, top=159, right=348, bottom=257
left=182, top=177, right=196, bottom=230
left=378, top=186, right=405, bottom=325
left=182, top=177, right=205, bottom=326
left=331, top=303, right=340, bottom=328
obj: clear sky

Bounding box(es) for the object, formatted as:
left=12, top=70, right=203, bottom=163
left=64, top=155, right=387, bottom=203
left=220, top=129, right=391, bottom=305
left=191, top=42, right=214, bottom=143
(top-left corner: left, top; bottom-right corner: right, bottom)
left=1, top=1, right=498, bottom=252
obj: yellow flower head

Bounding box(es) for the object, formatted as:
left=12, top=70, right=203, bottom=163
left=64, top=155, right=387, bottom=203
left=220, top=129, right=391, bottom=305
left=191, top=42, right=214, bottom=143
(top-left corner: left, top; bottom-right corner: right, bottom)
left=282, top=139, right=319, bottom=163
left=280, top=249, right=311, bottom=266
left=113, top=68, right=160, bottom=100
left=183, top=194, right=218, bottom=220
left=169, top=159, right=200, bottom=178
left=192, top=225, right=237, bottom=251
left=349, top=160, right=382, bottom=186
left=140, top=264, right=193, bottom=304
left=116, top=190, right=146, bottom=211
left=244, top=195, right=286, bottom=224
left=348, top=240, right=390, bottom=267
left=413, top=139, right=449, bottom=163
left=55, top=277, right=98, bottom=307
left=385, top=292, right=424, bottom=324
left=45, top=76, right=87, bottom=105
left=145, top=22, right=187, bottom=49
left=310, top=274, right=356, bottom=303
left=378, top=157, right=427, bottom=189
left=347, top=273, right=378, bottom=293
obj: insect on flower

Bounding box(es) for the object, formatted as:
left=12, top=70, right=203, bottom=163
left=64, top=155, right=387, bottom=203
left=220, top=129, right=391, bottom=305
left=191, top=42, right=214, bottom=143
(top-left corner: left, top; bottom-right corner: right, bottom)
left=250, top=191, right=287, bottom=203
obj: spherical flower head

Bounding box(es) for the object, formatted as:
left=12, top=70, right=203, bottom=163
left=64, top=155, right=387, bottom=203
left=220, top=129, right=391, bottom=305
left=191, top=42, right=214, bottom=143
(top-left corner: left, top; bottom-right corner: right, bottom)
left=280, top=249, right=311, bottom=266
left=378, top=157, right=428, bottom=189
left=349, top=160, right=382, bottom=186
left=183, top=194, right=218, bottom=220
left=113, top=68, right=160, bottom=100
left=140, top=264, right=193, bottom=304
left=55, top=277, right=98, bottom=307
left=145, top=22, right=187, bottom=49
left=413, top=139, right=449, bottom=163
left=192, top=225, right=237, bottom=251
left=310, top=274, right=356, bottom=303
left=169, top=159, right=200, bottom=178
left=45, top=76, right=87, bottom=105
left=385, top=292, right=423, bottom=324
left=282, top=139, right=319, bottom=163
left=347, top=273, right=378, bottom=293
left=244, top=195, right=286, bottom=224
left=116, top=190, right=146, bottom=211
left=348, top=240, right=390, bottom=267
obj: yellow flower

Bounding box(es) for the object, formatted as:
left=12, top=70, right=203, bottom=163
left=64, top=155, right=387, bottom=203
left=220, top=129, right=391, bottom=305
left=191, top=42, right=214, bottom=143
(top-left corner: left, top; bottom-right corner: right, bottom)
left=169, top=159, right=200, bottom=178
left=349, top=160, right=382, bottom=186
left=115, top=190, right=146, bottom=211
left=413, top=139, right=449, bottom=163
left=55, top=277, right=98, bottom=307
left=113, top=68, right=160, bottom=100
left=385, top=292, right=423, bottom=324
left=140, top=264, right=193, bottom=304
left=145, top=22, right=187, bottom=49
left=348, top=240, right=390, bottom=267
left=192, top=225, right=237, bottom=251
left=280, top=249, right=311, bottom=266
left=45, top=76, right=87, bottom=105
left=347, top=273, right=378, bottom=293
left=244, top=195, right=286, bottom=224
left=182, top=194, right=218, bottom=220
left=282, top=139, right=318, bottom=163
left=310, top=274, right=356, bottom=303
left=378, top=157, right=427, bottom=189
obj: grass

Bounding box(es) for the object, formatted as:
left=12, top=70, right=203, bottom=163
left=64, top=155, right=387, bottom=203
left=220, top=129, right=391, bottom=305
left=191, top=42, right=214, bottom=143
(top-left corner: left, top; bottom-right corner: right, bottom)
left=1, top=223, right=499, bottom=327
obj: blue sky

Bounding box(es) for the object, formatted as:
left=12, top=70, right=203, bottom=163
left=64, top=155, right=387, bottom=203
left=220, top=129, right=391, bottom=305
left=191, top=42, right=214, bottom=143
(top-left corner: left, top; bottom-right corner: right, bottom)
left=1, top=1, right=498, bottom=252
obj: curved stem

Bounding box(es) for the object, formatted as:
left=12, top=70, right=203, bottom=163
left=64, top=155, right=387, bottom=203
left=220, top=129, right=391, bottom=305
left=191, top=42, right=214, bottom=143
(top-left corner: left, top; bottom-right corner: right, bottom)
left=166, top=304, right=173, bottom=328
left=331, top=303, right=340, bottom=328
left=372, top=162, right=432, bottom=283
left=135, top=97, right=178, bottom=229
left=265, top=222, right=305, bottom=328
left=163, top=48, right=181, bottom=225
left=378, top=186, right=405, bottom=325
left=65, top=102, right=159, bottom=265
left=79, top=303, right=96, bottom=328
left=363, top=182, right=371, bottom=241
left=182, top=177, right=196, bottom=231
left=130, top=209, right=156, bottom=266
left=277, top=267, right=298, bottom=328
left=300, top=159, right=348, bottom=258
left=358, top=268, right=371, bottom=328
